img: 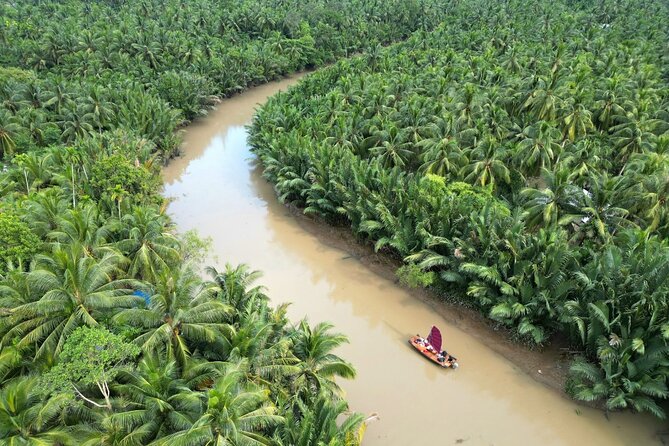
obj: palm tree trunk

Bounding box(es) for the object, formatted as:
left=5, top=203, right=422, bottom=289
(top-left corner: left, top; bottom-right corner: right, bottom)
left=71, top=164, right=76, bottom=208
left=23, top=169, right=30, bottom=194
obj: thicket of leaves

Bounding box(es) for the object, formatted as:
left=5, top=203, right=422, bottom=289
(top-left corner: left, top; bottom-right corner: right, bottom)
left=250, top=0, right=669, bottom=417
left=0, top=127, right=371, bottom=444
left=0, top=0, right=449, bottom=161
left=0, top=0, right=459, bottom=443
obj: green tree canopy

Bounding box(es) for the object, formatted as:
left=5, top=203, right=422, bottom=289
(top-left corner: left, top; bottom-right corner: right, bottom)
left=0, top=212, right=41, bottom=271
left=41, top=326, right=141, bottom=410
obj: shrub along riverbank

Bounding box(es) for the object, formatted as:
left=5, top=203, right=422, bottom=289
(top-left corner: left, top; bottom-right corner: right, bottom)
left=0, top=0, right=450, bottom=443
left=250, top=0, right=669, bottom=417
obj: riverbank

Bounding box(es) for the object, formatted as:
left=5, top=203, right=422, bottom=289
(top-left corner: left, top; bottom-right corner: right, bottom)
left=162, top=76, right=666, bottom=445
left=169, top=72, right=574, bottom=396
left=169, top=70, right=573, bottom=396
left=276, top=190, right=574, bottom=395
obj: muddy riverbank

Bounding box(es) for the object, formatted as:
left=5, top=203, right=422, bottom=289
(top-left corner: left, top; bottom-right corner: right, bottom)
left=279, top=196, right=573, bottom=394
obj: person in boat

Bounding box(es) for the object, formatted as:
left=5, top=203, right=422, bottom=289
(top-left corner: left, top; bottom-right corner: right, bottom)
left=437, top=350, right=449, bottom=363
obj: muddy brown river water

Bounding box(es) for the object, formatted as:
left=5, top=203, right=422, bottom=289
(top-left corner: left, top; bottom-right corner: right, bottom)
left=162, top=75, right=666, bottom=445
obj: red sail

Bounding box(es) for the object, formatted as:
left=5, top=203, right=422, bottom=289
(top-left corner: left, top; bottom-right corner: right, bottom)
left=426, top=326, right=442, bottom=352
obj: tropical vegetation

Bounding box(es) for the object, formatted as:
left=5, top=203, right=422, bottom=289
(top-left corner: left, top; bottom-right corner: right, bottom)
left=0, top=0, right=448, bottom=161
left=0, top=129, right=366, bottom=442
left=249, top=0, right=669, bottom=418
left=0, top=0, right=453, bottom=443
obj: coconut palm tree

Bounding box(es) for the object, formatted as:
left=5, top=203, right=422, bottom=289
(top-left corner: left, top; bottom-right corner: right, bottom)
left=150, top=370, right=284, bottom=446
left=461, top=135, right=510, bottom=188
left=43, top=78, right=73, bottom=114
left=113, top=265, right=231, bottom=367
left=0, top=109, right=22, bottom=158
left=1, top=245, right=139, bottom=361
left=114, top=206, right=180, bottom=282
left=560, top=99, right=594, bottom=142
left=454, top=83, right=484, bottom=128
left=417, top=127, right=464, bottom=177
left=369, top=125, right=415, bottom=169
left=17, top=107, right=51, bottom=147
left=520, top=166, right=585, bottom=229
left=522, top=73, right=564, bottom=121
left=81, top=85, right=115, bottom=134
left=275, top=392, right=367, bottom=446
left=610, top=113, right=658, bottom=164
left=592, top=77, right=627, bottom=132
left=573, top=171, right=635, bottom=243
left=49, top=146, right=87, bottom=208
left=206, top=264, right=267, bottom=317
left=512, top=120, right=562, bottom=175
left=290, top=320, right=356, bottom=397
left=0, top=376, right=75, bottom=445
left=10, top=151, right=53, bottom=194
left=57, top=102, right=94, bottom=142
left=47, top=203, right=112, bottom=257
left=109, top=354, right=207, bottom=445
left=23, top=188, right=69, bottom=238
left=637, top=172, right=669, bottom=232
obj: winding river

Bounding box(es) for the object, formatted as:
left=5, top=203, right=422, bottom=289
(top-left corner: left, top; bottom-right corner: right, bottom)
left=162, top=75, right=666, bottom=445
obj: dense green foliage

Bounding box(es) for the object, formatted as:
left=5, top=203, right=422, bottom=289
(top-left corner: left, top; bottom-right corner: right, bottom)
left=0, top=212, right=41, bottom=271
left=0, top=131, right=365, bottom=443
left=0, top=0, right=448, bottom=161
left=0, top=0, right=452, bottom=443
left=250, top=0, right=669, bottom=417
left=41, top=326, right=142, bottom=410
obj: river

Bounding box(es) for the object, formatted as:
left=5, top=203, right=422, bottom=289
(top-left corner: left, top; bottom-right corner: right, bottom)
left=162, top=75, right=666, bottom=445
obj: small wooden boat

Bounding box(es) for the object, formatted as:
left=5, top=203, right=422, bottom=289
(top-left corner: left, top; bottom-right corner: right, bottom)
left=408, top=326, right=458, bottom=369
